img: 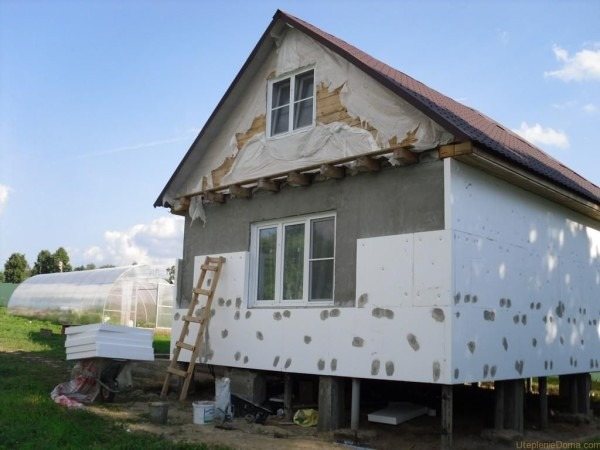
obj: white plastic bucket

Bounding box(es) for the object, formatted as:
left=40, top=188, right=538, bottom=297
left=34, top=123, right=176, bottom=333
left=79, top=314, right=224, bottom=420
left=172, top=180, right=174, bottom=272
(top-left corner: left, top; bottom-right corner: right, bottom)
left=193, top=401, right=215, bottom=425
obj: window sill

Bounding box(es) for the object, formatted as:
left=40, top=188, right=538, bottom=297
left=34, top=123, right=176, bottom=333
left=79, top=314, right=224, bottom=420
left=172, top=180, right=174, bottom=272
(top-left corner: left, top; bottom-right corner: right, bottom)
left=267, top=123, right=315, bottom=141
left=251, top=301, right=335, bottom=309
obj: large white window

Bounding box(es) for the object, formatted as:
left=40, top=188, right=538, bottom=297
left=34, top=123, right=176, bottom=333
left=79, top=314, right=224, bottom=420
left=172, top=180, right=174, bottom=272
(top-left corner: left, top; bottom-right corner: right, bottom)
left=250, top=213, right=335, bottom=306
left=267, top=68, right=315, bottom=137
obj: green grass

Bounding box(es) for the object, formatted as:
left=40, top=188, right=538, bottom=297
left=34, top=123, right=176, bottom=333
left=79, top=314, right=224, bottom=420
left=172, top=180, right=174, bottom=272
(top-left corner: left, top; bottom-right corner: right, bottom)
left=0, top=307, right=211, bottom=450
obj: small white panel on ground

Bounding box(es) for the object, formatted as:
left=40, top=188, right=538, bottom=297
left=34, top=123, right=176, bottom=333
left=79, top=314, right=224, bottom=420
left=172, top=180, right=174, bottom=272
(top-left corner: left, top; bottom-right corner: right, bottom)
left=367, top=402, right=428, bottom=425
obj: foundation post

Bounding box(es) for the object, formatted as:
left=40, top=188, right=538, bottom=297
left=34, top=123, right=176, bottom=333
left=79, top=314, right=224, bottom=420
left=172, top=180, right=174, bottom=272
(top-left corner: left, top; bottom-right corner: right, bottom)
left=538, top=376, right=548, bottom=430
left=284, top=373, right=293, bottom=421
left=494, top=381, right=505, bottom=430
left=351, top=378, right=361, bottom=431
left=576, top=373, right=591, bottom=416
left=569, top=375, right=578, bottom=414
left=317, top=376, right=346, bottom=431
left=441, top=385, right=453, bottom=450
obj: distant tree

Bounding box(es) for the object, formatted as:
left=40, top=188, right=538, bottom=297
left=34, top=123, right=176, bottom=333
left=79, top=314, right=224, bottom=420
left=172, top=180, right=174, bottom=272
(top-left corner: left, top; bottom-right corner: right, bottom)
left=99, top=264, right=116, bottom=269
left=74, top=265, right=85, bottom=271
left=53, top=247, right=72, bottom=272
left=4, top=253, right=29, bottom=283
left=0, top=271, right=4, bottom=283
left=31, top=250, right=55, bottom=275
left=85, top=263, right=96, bottom=270
left=166, top=265, right=176, bottom=284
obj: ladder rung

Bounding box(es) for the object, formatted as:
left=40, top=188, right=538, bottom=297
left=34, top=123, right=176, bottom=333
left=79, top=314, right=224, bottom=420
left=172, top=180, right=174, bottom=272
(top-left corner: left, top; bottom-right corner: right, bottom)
left=167, top=366, right=188, bottom=378
left=183, top=315, right=204, bottom=324
left=201, top=264, right=218, bottom=271
left=207, top=256, right=225, bottom=264
left=175, top=341, right=195, bottom=351
left=193, top=288, right=211, bottom=296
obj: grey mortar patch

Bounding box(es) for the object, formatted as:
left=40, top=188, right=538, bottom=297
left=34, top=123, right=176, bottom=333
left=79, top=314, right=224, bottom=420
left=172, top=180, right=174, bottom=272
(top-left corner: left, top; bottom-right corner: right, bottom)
left=218, top=298, right=225, bottom=306
left=515, top=360, right=524, bottom=375
left=318, top=359, right=325, bottom=371
left=464, top=294, right=471, bottom=303
left=432, top=308, right=445, bottom=322
left=174, top=312, right=181, bottom=320
left=591, top=359, right=595, bottom=369
left=221, top=329, right=228, bottom=338
left=206, top=278, right=211, bottom=287
left=483, top=364, right=489, bottom=378
left=243, top=356, right=249, bottom=364
left=352, top=337, right=364, bottom=347
left=560, top=336, right=564, bottom=345
left=245, top=311, right=252, bottom=319
left=472, top=295, right=478, bottom=303
left=550, top=361, right=553, bottom=369
left=483, top=310, right=495, bottom=321
left=544, top=361, right=548, bottom=370
left=433, top=361, right=441, bottom=382
left=225, top=299, right=232, bottom=307
left=320, top=310, right=330, bottom=320
left=385, top=361, right=394, bottom=376
left=330, top=308, right=341, bottom=318
left=502, top=337, right=508, bottom=351
left=235, top=297, right=242, bottom=308
left=532, top=338, right=537, bottom=347
left=211, top=309, right=215, bottom=317
left=530, top=302, right=535, bottom=309
left=467, top=341, right=476, bottom=354
left=285, top=358, right=292, bottom=369
left=454, top=368, right=459, bottom=379
left=521, top=314, right=527, bottom=325
left=507, top=299, right=512, bottom=308
left=234, top=311, right=240, bottom=320
left=536, top=302, right=541, bottom=310
left=331, top=359, right=337, bottom=371
left=407, top=333, right=420, bottom=351
left=543, top=316, right=547, bottom=323
left=490, top=365, right=497, bottom=377
left=304, top=335, right=312, bottom=344
left=456, top=312, right=461, bottom=318
left=273, top=356, right=280, bottom=367
left=372, top=308, right=384, bottom=318
left=555, top=301, right=565, bottom=318
left=513, top=315, right=520, bottom=324
left=283, top=310, right=291, bottom=318
left=196, top=307, right=205, bottom=317
left=499, top=298, right=506, bottom=307
left=256, top=331, right=263, bottom=340
left=454, top=293, right=461, bottom=304
left=371, top=359, right=381, bottom=376
left=384, top=309, right=394, bottom=319
left=273, top=311, right=282, bottom=321
left=234, top=351, right=241, bottom=361
left=358, top=293, right=368, bottom=308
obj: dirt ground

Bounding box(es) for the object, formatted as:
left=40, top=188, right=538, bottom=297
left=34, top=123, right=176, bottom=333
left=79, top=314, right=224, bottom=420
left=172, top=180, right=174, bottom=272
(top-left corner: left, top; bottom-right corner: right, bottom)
left=85, top=368, right=600, bottom=450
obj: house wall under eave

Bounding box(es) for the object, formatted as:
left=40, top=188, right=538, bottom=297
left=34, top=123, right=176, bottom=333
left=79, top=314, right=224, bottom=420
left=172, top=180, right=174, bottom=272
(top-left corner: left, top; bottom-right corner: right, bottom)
left=447, top=159, right=600, bottom=383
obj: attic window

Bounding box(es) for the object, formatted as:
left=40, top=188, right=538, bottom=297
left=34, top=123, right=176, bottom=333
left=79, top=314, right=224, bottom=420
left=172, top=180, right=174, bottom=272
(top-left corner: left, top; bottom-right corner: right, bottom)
left=268, top=69, right=315, bottom=137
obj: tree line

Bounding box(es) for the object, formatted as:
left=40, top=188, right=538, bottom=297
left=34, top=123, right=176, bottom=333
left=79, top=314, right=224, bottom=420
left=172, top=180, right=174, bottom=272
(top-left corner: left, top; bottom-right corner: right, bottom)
left=0, top=248, right=115, bottom=284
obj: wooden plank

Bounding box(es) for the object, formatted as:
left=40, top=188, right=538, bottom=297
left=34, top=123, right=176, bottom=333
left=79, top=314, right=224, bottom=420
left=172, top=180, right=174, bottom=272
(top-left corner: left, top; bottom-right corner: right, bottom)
left=176, top=341, right=195, bottom=351
left=538, top=376, right=548, bottom=430
left=205, top=191, right=225, bottom=204
left=167, top=366, right=188, bottom=378
left=393, top=148, right=418, bottom=166
left=287, top=171, right=311, bottom=187
left=356, top=156, right=380, bottom=172
left=182, top=315, right=203, bottom=324
left=229, top=184, right=251, bottom=199
left=438, top=141, right=473, bottom=158
left=193, top=288, right=211, bottom=296
left=320, top=164, right=345, bottom=179
left=284, top=374, right=293, bottom=421
left=256, top=178, right=279, bottom=192
left=440, top=385, right=453, bottom=450
left=200, top=264, right=218, bottom=271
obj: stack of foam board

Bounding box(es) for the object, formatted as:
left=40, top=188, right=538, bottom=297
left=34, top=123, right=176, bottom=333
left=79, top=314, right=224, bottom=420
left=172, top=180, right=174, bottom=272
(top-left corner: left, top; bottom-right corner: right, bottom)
left=65, top=323, right=154, bottom=361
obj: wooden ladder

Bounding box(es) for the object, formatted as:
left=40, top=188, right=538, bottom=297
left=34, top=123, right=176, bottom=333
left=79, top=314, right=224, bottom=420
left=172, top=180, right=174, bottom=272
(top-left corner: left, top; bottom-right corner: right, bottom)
left=161, top=256, right=226, bottom=401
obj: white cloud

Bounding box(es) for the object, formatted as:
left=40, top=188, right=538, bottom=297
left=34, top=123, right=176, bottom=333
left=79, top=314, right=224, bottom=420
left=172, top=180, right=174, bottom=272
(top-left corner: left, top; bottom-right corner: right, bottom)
left=545, top=44, right=600, bottom=81
left=513, top=122, right=570, bottom=149
left=0, top=184, right=10, bottom=215
left=83, top=215, right=184, bottom=267
left=583, top=103, right=597, bottom=114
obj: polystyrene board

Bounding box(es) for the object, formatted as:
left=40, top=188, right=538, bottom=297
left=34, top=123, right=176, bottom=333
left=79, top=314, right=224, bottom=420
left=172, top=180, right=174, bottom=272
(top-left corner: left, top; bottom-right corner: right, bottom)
left=367, top=402, right=428, bottom=425
left=66, top=343, right=154, bottom=361
left=66, top=342, right=151, bottom=354
left=66, top=334, right=151, bottom=347
left=65, top=323, right=152, bottom=336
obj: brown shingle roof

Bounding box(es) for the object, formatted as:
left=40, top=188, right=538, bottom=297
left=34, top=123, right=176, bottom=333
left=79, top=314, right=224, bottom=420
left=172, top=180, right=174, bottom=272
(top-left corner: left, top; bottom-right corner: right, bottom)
left=276, top=10, right=600, bottom=204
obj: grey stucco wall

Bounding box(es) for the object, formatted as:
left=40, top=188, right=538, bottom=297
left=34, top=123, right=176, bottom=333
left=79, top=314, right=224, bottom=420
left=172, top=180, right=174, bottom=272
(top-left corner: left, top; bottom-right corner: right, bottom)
left=179, top=159, right=445, bottom=307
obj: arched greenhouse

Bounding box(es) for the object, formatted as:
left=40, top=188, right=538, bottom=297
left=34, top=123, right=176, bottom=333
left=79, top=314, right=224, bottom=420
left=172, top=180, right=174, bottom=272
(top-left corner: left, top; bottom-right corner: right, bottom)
left=8, top=265, right=173, bottom=329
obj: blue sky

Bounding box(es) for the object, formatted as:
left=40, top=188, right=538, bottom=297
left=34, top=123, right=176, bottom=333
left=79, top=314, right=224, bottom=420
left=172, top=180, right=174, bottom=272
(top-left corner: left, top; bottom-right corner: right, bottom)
left=1, top=0, right=599, bottom=268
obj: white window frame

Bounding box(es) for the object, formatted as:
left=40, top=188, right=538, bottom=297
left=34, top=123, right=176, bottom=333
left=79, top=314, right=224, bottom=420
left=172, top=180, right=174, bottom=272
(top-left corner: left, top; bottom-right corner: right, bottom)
left=266, top=66, right=316, bottom=138
left=249, top=212, right=336, bottom=307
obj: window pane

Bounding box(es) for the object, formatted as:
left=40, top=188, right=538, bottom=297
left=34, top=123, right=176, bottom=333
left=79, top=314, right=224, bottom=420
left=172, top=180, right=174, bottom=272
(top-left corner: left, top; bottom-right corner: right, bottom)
left=283, top=224, right=305, bottom=300
left=257, top=227, right=277, bottom=301
left=311, top=218, right=334, bottom=259
left=310, top=259, right=333, bottom=301
left=271, top=106, right=289, bottom=135
left=294, top=71, right=314, bottom=101
left=272, top=79, right=290, bottom=108
left=293, top=98, right=313, bottom=129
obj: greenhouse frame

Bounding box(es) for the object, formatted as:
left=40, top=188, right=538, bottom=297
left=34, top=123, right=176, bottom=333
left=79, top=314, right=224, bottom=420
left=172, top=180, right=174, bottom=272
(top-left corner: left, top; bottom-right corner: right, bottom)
left=8, top=265, right=173, bottom=329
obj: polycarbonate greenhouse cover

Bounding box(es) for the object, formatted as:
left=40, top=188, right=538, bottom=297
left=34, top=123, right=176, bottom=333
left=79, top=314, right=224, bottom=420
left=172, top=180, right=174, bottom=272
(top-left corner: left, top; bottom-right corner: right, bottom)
left=8, top=265, right=174, bottom=328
